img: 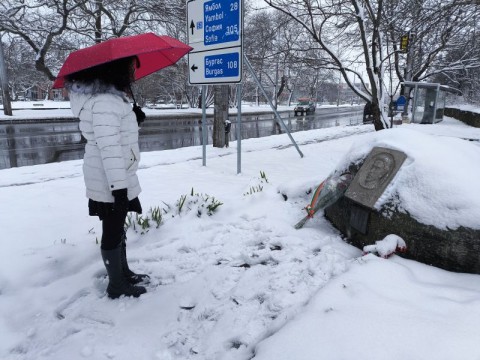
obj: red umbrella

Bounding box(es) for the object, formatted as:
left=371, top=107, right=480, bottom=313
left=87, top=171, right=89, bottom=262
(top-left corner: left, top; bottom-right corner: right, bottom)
left=53, top=33, right=192, bottom=88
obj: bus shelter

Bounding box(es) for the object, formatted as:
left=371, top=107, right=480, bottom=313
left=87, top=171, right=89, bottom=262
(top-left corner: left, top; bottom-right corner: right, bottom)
left=403, top=81, right=462, bottom=124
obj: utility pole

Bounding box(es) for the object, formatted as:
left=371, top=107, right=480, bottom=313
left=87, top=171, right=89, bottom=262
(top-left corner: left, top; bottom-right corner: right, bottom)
left=0, top=35, right=12, bottom=116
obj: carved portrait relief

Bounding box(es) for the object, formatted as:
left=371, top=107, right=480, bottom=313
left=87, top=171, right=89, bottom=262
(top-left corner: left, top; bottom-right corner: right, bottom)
left=358, top=152, right=395, bottom=190
left=344, top=147, right=407, bottom=209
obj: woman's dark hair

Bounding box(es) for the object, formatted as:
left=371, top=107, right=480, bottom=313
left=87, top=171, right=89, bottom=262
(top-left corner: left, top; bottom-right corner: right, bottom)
left=66, top=56, right=138, bottom=91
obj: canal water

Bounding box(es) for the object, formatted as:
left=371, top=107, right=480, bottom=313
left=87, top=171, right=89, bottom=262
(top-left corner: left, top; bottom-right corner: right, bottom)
left=0, top=107, right=362, bottom=169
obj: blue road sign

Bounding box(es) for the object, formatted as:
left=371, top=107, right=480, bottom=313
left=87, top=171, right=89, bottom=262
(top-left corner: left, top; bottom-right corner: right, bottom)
left=205, top=52, right=239, bottom=78
left=396, top=95, right=406, bottom=111
left=187, top=0, right=243, bottom=84
left=204, top=0, right=240, bottom=46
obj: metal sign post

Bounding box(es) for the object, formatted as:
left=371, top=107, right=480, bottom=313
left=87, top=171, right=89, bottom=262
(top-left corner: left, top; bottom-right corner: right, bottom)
left=244, top=56, right=304, bottom=158
left=187, top=0, right=244, bottom=170
left=202, top=85, right=207, bottom=166
left=236, top=83, right=242, bottom=174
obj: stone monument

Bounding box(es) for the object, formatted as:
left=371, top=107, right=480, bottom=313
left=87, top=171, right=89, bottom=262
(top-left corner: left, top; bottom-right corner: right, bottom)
left=345, top=147, right=407, bottom=209
left=324, top=146, right=480, bottom=274
left=342, top=147, right=406, bottom=234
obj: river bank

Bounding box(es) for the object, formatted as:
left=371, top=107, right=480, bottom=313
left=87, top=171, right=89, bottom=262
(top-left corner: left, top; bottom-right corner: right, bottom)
left=0, top=100, right=361, bottom=122
left=0, top=106, right=363, bottom=169
left=0, top=100, right=292, bottom=121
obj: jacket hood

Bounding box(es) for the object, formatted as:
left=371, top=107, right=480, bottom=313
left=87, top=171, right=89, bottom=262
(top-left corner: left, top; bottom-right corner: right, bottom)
left=69, top=91, right=91, bottom=117
left=66, top=80, right=127, bottom=117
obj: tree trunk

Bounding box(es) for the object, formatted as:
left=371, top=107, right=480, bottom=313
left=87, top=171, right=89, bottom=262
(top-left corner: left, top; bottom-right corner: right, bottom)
left=371, top=101, right=385, bottom=131
left=277, top=75, right=286, bottom=100
left=95, top=0, right=102, bottom=44
left=0, top=40, right=12, bottom=116
left=213, top=85, right=229, bottom=148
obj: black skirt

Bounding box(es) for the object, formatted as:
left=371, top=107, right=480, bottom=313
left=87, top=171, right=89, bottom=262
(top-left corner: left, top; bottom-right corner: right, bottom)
left=88, top=197, right=142, bottom=220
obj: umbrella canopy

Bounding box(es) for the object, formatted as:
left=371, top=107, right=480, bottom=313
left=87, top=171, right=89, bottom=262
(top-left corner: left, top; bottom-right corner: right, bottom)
left=53, top=33, right=192, bottom=88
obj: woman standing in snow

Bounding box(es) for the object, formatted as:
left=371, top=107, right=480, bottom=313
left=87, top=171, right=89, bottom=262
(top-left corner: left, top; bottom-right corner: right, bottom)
left=66, top=56, right=149, bottom=299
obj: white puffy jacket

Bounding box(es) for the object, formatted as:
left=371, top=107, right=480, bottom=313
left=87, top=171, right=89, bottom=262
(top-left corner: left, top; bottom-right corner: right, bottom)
left=69, top=84, right=141, bottom=203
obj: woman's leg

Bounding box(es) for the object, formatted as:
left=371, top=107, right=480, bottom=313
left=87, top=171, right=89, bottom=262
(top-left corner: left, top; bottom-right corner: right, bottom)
left=100, top=210, right=146, bottom=298
left=101, top=210, right=127, bottom=250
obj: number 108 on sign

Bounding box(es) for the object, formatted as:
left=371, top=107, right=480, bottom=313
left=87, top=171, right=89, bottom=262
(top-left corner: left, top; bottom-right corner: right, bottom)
left=205, top=52, right=239, bottom=78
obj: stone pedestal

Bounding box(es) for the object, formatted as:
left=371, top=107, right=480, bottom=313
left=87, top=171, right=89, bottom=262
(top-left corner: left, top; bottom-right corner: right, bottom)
left=324, top=146, right=480, bottom=274
left=325, top=196, right=480, bottom=274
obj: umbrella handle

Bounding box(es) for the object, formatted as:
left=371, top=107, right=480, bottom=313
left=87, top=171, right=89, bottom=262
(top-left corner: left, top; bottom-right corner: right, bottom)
left=128, top=84, right=139, bottom=105
left=129, top=84, right=146, bottom=126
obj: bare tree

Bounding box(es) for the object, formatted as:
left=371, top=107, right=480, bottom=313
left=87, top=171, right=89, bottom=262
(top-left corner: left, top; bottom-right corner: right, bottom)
left=385, top=0, right=479, bottom=106
left=0, top=0, right=88, bottom=81
left=0, top=0, right=186, bottom=82
left=243, top=10, right=279, bottom=104
left=262, top=0, right=390, bottom=130
left=3, top=37, right=50, bottom=100
left=263, top=0, right=478, bottom=130
left=438, top=33, right=480, bottom=103
left=244, top=9, right=332, bottom=107
left=71, top=0, right=186, bottom=42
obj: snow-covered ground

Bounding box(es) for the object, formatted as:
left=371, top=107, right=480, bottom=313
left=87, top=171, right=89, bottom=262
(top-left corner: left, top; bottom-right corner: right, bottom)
left=453, top=103, right=480, bottom=114
left=1, top=111, right=480, bottom=360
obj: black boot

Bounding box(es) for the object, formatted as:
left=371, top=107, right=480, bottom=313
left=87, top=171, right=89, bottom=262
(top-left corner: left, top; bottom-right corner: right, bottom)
left=101, top=247, right=146, bottom=299
left=121, top=238, right=150, bottom=285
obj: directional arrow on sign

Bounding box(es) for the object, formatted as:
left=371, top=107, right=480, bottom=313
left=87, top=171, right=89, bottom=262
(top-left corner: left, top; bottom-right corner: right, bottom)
left=191, top=64, right=198, bottom=72
left=190, top=20, right=195, bottom=35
